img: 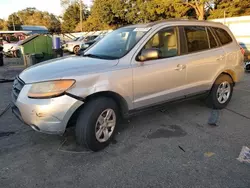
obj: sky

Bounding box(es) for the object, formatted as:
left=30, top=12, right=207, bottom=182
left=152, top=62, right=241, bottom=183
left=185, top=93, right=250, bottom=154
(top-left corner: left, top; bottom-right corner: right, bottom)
left=0, top=0, right=92, bottom=19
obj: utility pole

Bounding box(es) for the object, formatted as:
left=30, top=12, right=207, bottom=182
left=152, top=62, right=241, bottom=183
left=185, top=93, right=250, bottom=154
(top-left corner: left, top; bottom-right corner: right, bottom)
left=12, top=15, right=16, bottom=31
left=223, top=10, right=226, bottom=25
left=79, top=0, right=83, bottom=32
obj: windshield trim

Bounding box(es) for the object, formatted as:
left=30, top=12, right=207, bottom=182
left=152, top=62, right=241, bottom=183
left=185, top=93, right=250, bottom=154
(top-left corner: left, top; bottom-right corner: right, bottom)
left=83, top=27, right=151, bottom=60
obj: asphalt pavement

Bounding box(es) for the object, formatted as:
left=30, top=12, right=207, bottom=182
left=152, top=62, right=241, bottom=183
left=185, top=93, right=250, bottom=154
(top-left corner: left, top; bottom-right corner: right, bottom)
left=0, top=73, right=250, bottom=188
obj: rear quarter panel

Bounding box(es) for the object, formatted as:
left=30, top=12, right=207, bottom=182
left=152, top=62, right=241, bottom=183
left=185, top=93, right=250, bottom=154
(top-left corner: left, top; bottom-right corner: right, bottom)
left=222, top=28, right=244, bottom=83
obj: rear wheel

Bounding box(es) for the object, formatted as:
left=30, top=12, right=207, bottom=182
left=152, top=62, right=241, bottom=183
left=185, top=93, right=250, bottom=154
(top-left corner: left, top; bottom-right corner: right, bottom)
left=206, top=74, right=234, bottom=109
left=75, top=97, right=119, bottom=151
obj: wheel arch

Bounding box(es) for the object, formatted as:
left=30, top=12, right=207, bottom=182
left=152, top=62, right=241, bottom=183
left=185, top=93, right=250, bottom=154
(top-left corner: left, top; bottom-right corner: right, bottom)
left=84, top=91, right=129, bottom=117
left=66, top=91, right=129, bottom=128
left=213, top=70, right=235, bottom=87
left=222, top=69, right=236, bottom=84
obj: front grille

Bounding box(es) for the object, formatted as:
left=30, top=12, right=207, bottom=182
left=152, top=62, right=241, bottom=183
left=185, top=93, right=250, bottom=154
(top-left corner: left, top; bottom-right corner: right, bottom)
left=12, top=77, right=25, bottom=102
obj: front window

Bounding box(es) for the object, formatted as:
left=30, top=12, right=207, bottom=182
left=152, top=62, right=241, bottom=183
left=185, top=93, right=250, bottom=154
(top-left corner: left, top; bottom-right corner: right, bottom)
left=84, top=27, right=150, bottom=60
left=142, top=27, right=178, bottom=58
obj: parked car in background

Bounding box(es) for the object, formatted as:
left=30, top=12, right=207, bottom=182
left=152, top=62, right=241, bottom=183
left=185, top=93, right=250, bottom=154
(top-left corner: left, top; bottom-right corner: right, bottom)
left=0, top=31, right=28, bottom=57
left=77, top=34, right=107, bottom=56
left=80, top=34, right=106, bottom=51
left=62, top=35, right=99, bottom=54
left=12, top=20, right=244, bottom=151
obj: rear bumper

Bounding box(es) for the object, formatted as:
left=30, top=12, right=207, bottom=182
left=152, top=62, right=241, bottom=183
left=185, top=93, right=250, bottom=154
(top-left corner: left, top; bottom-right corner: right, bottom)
left=12, top=85, right=84, bottom=134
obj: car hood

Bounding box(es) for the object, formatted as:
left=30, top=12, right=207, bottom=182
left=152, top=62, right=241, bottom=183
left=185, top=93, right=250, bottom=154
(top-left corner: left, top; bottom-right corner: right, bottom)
left=19, top=56, right=119, bottom=83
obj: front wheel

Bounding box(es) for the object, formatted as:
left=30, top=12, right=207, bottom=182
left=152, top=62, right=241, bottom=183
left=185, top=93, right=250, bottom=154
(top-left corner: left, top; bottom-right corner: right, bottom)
left=206, top=74, right=234, bottom=109
left=75, top=97, right=119, bottom=151
left=73, top=46, right=80, bottom=54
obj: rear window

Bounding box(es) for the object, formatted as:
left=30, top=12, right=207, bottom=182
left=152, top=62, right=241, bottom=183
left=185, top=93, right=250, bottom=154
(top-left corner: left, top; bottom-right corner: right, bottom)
left=213, top=27, right=233, bottom=45
left=184, top=26, right=209, bottom=53
left=207, top=28, right=218, bottom=48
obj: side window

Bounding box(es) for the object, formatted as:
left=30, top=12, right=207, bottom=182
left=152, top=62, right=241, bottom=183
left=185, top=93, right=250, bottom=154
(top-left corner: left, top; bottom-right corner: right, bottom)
left=143, top=27, right=178, bottom=58
left=184, top=26, right=209, bottom=53
left=213, top=27, right=233, bottom=45
left=207, top=28, right=218, bottom=48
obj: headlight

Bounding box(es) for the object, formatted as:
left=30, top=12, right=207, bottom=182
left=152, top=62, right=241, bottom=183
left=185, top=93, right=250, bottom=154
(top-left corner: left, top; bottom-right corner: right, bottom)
left=28, top=80, right=75, bottom=98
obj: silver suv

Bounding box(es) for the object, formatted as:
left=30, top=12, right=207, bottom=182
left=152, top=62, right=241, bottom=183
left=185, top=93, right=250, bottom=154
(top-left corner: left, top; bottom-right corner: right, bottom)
left=12, top=20, right=244, bottom=151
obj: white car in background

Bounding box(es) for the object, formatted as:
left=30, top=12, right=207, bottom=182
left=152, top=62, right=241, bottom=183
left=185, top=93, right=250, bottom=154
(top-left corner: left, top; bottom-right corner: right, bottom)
left=3, top=41, right=22, bottom=58
left=63, top=35, right=99, bottom=54
left=3, top=42, right=19, bottom=53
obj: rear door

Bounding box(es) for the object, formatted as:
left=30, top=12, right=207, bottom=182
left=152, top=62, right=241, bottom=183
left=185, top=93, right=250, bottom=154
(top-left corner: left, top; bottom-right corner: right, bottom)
left=179, top=26, right=226, bottom=95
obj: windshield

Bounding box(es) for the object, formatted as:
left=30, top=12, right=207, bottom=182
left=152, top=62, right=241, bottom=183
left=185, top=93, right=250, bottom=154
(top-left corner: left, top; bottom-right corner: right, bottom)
left=74, top=37, right=80, bottom=41
left=75, top=36, right=84, bottom=41
left=84, top=27, right=150, bottom=60
left=95, top=35, right=105, bottom=41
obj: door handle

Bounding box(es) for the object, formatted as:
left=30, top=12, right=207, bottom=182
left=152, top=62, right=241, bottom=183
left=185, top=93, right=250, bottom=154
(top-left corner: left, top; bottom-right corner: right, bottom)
left=175, top=64, right=186, bottom=71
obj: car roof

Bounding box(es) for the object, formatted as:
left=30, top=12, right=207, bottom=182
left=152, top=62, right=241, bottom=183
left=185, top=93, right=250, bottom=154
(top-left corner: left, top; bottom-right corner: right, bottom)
left=122, top=19, right=225, bottom=29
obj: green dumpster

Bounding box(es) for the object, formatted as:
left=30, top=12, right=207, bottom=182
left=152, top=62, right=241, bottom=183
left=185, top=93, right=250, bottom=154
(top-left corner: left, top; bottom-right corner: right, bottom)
left=19, top=34, right=54, bottom=66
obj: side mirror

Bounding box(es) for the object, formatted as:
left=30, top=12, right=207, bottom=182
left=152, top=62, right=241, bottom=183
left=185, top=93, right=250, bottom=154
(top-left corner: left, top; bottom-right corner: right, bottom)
left=138, top=49, right=159, bottom=62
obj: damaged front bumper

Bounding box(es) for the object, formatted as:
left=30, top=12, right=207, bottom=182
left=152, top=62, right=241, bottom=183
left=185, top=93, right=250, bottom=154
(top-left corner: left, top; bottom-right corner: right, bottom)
left=12, top=84, right=83, bottom=135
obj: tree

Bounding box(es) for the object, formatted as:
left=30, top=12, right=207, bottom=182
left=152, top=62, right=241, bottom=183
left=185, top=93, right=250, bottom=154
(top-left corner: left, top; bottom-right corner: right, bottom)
left=175, top=0, right=219, bottom=20
left=75, top=16, right=113, bottom=32
left=0, top=19, right=8, bottom=30
left=7, top=13, right=23, bottom=27
left=89, top=0, right=192, bottom=29
left=208, top=0, right=250, bottom=19
left=61, top=2, right=89, bottom=33
left=7, top=8, right=61, bottom=32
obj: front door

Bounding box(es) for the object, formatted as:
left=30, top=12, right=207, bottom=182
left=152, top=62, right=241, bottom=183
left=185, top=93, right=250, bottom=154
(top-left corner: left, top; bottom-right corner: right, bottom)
left=132, top=27, right=187, bottom=109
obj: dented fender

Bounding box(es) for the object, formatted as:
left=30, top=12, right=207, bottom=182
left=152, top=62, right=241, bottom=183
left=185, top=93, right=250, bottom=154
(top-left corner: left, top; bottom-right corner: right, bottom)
left=66, top=67, right=134, bottom=110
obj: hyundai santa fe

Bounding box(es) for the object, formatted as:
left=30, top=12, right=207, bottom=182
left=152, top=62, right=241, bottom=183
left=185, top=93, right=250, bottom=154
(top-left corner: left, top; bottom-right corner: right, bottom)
left=11, top=20, right=244, bottom=151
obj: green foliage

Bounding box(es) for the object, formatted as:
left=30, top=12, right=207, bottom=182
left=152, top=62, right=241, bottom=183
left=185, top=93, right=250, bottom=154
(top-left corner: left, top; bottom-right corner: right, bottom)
left=65, top=0, right=250, bottom=32
left=83, top=0, right=193, bottom=31
left=61, top=2, right=89, bottom=33
left=75, top=16, right=113, bottom=32
left=0, top=19, right=8, bottom=30
left=208, top=0, right=250, bottom=19
left=7, top=8, right=61, bottom=33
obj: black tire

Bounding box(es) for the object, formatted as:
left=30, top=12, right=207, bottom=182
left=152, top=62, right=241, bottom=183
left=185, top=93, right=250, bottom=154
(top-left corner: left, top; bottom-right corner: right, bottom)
left=206, top=74, right=234, bottom=109
left=75, top=97, right=119, bottom=151
left=245, top=64, right=250, bottom=71
left=73, top=46, right=80, bottom=54
left=13, top=50, right=21, bottom=58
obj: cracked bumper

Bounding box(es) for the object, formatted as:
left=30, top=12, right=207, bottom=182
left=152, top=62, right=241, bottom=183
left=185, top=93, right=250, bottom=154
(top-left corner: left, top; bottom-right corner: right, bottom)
left=12, top=85, right=84, bottom=135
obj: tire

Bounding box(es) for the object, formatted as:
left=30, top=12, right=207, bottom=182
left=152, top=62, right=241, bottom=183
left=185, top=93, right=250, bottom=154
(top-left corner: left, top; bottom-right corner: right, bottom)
left=13, top=50, right=21, bottom=58
left=206, top=74, right=234, bottom=109
left=73, top=46, right=80, bottom=54
left=75, top=97, right=119, bottom=151
left=245, top=64, right=250, bottom=71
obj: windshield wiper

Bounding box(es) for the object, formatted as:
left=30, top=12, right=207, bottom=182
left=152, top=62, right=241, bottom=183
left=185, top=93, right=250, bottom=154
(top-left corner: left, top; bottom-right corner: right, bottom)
left=82, top=53, right=104, bottom=59
left=83, top=53, right=117, bottom=60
